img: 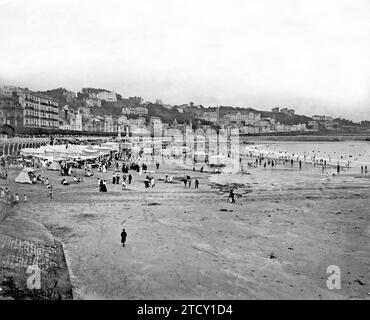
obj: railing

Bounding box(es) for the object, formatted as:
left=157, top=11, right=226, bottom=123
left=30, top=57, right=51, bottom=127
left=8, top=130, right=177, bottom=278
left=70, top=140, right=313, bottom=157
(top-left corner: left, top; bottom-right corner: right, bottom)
left=0, top=137, right=50, bottom=144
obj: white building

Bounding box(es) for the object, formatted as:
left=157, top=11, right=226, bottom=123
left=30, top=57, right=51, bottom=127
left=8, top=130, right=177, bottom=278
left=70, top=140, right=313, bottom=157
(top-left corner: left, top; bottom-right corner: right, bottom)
left=96, top=91, right=117, bottom=102
left=135, top=107, right=148, bottom=115
left=70, top=111, right=83, bottom=131
left=150, top=116, right=162, bottom=125
left=86, top=98, right=102, bottom=108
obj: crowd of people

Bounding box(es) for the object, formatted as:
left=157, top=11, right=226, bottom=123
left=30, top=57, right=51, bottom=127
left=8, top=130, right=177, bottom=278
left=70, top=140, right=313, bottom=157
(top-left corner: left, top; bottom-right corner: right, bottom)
left=0, top=186, right=27, bottom=205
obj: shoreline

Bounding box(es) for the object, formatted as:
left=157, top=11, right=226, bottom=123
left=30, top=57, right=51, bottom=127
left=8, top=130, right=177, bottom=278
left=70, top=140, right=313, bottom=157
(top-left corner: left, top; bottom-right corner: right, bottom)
left=241, top=134, right=370, bottom=142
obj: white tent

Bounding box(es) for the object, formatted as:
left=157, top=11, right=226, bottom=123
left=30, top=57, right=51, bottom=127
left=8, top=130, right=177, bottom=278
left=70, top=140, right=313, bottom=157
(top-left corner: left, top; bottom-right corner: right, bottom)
left=194, top=150, right=207, bottom=161
left=48, top=161, right=61, bottom=171
left=131, top=146, right=141, bottom=154
left=15, top=168, right=35, bottom=184
left=171, top=147, right=182, bottom=156
left=209, top=155, right=226, bottom=165
left=143, top=147, right=153, bottom=155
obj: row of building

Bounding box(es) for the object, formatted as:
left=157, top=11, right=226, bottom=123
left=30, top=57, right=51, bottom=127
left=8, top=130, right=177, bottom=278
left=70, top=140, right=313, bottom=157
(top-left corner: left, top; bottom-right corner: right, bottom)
left=194, top=108, right=310, bottom=133
left=0, top=86, right=170, bottom=135
left=0, top=86, right=59, bottom=129
left=1, top=85, right=341, bottom=135
left=58, top=107, right=191, bottom=136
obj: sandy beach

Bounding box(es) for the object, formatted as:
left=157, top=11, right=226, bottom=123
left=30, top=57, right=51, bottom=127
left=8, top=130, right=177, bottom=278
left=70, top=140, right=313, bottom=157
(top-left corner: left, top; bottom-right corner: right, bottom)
left=2, top=150, right=369, bottom=300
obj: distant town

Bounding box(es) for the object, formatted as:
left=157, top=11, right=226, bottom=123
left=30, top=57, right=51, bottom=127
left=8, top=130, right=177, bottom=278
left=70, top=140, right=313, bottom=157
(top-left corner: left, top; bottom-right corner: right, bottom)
left=1, top=85, right=369, bottom=137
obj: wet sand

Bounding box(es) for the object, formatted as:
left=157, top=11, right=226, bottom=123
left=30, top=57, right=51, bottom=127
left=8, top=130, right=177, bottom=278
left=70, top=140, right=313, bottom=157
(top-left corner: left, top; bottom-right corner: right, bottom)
left=2, top=159, right=370, bottom=300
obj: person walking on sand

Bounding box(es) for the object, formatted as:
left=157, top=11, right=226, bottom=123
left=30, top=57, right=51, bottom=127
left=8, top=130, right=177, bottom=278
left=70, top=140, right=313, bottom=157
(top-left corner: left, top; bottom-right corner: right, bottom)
left=112, top=173, right=116, bottom=185
left=102, top=180, right=107, bottom=192
left=48, top=186, right=53, bottom=199
left=144, top=176, right=150, bottom=188
left=121, top=228, right=127, bottom=247
left=365, top=165, right=368, bottom=174
left=228, top=189, right=235, bottom=203
left=23, top=194, right=28, bottom=202
left=122, top=179, right=126, bottom=190
left=128, top=174, right=132, bottom=184
left=186, top=175, right=191, bottom=188
left=361, top=166, right=364, bottom=174
left=116, top=174, right=120, bottom=185
left=195, top=179, right=199, bottom=188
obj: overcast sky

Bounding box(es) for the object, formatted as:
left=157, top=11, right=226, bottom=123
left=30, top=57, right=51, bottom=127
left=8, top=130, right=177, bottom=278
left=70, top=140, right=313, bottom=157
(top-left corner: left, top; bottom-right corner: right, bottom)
left=0, top=0, right=369, bottom=121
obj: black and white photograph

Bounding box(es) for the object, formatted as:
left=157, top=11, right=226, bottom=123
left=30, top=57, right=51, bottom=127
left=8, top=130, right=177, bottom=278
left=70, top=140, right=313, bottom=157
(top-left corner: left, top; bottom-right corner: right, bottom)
left=0, top=0, right=369, bottom=307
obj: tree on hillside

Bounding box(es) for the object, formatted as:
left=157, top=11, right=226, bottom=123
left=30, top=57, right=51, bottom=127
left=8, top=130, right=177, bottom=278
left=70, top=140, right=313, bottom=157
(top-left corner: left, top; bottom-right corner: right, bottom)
left=38, top=88, right=67, bottom=104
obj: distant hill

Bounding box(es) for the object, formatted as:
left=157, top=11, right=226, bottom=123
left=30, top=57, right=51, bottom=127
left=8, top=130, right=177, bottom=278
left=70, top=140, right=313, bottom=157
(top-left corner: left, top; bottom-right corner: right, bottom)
left=38, top=88, right=314, bottom=127
left=259, top=111, right=313, bottom=125
left=218, top=106, right=313, bottom=124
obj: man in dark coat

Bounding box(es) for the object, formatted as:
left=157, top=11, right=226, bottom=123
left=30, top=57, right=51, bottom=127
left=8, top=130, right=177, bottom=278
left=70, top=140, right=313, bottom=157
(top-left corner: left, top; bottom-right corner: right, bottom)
left=121, top=229, right=127, bottom=247
left=228, top=189, right=235, bottom=203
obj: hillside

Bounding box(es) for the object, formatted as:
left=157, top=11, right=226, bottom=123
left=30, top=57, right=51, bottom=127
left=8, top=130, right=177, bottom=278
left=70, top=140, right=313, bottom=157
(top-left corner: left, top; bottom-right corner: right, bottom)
left=39, top=87, right=314, bottom=126
left=38, top=88, right=67, bottom=104
left=260, top=111, right=313, bottom=125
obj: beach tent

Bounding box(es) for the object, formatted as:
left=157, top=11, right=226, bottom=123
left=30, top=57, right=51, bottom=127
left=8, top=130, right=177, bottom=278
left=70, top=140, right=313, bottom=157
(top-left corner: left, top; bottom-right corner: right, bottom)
left=171, top=147, right=182, bottom=156
left=143, top=147, right=153, bottom=155
left=15, top=168, right=35, bottom=184
left=194, top=150, right=207, bottom=162
left=209, top=155, right=226, bottom=166
left=48, top=161, right=61, bottom=171
left=131, top=146, right=141, bottom=154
